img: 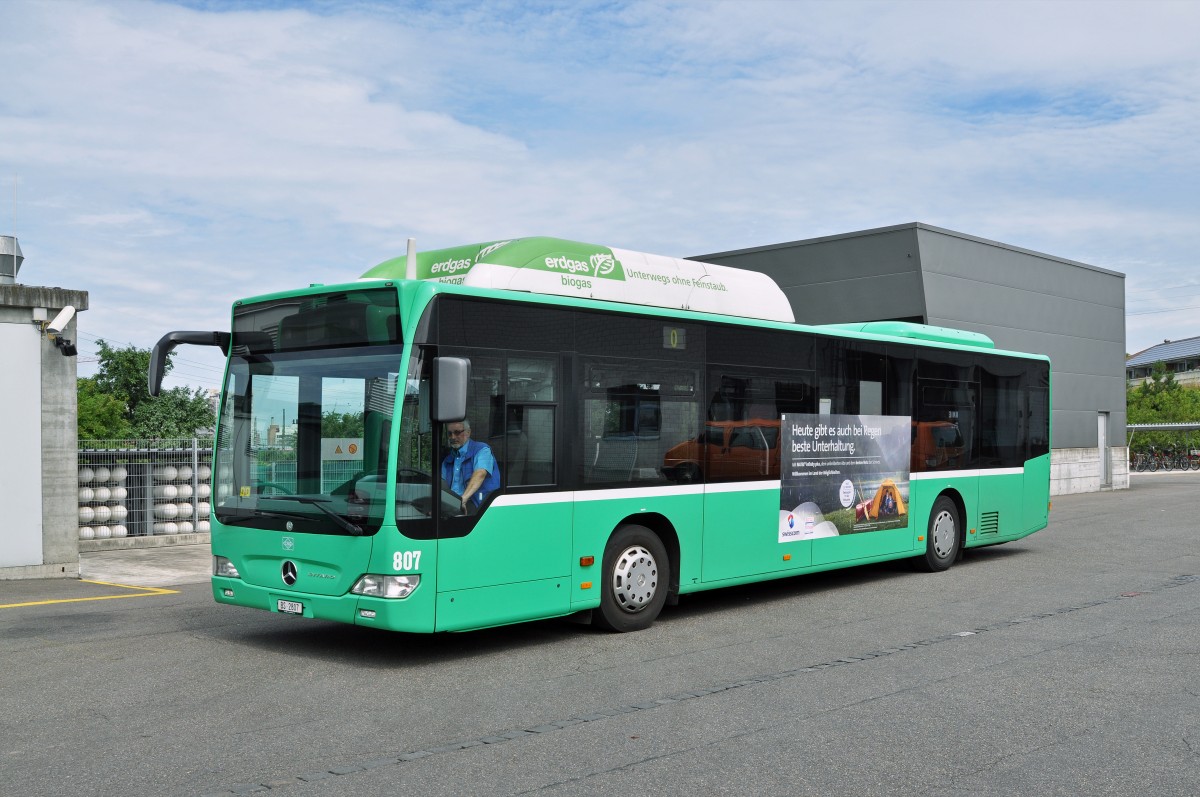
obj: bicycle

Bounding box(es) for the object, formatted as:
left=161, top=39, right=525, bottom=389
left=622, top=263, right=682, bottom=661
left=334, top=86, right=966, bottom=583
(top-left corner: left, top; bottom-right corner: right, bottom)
left=1145, top=446, right=1163, bottom=472
left=1164, top=445, right=1178, bottom=470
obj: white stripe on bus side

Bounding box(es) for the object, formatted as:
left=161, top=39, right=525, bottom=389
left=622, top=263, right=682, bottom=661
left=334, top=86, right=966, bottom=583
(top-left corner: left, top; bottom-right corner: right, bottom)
left=910, top=468, right=1024, bottom=480
left=489, top=468, right=1026, bottom=508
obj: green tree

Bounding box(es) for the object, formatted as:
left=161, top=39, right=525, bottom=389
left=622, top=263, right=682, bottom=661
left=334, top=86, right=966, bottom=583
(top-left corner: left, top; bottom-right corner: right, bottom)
left=1127, top=361, right=1200, bottom=452
left=322, top=411, right=365, bottom=438
left=77, top=377, right=134, bottom=439
left=1128, top=362, right=1200, bottom=421
left=93, top=339, right=157, bottom=422
left=130, top=386, right=216, bottom=439
left=79, top=340, right=215, bottom=440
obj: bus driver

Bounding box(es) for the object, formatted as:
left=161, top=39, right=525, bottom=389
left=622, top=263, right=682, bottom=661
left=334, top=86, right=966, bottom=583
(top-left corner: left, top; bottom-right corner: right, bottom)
left=441, top=419, right=501, bottom=513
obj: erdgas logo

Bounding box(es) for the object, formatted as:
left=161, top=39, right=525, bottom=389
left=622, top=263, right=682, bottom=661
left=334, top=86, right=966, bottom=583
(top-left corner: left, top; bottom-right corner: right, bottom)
left=543, top=255, right=592, bottom=275
left=430, top=257, right=472, bottom=275
left=543, top=252, right=620, bottom=278
left=590, top=253, right=616, bottom=276
left=476, top=240, right=512, bottom=261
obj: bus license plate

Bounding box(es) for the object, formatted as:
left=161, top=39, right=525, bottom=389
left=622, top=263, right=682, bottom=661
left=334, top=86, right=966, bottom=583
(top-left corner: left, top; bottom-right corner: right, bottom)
left=277, top=599, right=304, bottom=615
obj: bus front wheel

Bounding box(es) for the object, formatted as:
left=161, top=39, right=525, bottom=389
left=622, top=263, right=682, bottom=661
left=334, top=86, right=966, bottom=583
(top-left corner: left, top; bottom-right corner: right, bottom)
left=594, top=525, right=670, bottom=633
left=916, top=496, right=960, bottom=572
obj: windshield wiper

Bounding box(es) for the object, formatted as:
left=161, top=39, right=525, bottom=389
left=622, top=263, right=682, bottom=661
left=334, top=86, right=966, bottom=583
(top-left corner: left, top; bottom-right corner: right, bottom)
left=270, top=496, right=364, bottom=536
left=219, top=509, right=311, bottom=527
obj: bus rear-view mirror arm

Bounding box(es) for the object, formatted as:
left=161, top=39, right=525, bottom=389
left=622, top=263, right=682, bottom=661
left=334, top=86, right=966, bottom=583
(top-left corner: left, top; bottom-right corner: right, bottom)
left=148, top=330, right=231, bottom=396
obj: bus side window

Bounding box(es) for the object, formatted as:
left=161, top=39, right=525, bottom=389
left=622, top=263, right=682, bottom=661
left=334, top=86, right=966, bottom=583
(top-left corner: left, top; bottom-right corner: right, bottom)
left=504, top=356, right=558, bottom=488
left=507, top=405, right=556, bottom=487
left=582, top=359, right=700, bottom=486
left=817, top=341, right=886, bottom=415
left=696, top=367, right=815, bottom=483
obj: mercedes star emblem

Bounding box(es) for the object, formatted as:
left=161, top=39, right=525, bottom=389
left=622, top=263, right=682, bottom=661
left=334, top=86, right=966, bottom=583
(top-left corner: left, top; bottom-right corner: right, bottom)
left=281, top=560, right=298, bottom=586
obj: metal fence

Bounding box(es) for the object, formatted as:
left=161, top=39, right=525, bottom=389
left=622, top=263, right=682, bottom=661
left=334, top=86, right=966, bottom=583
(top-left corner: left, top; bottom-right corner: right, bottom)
left=78, top=439, right=214, bottom=540
left=252, top=461, right=362, bottom=493
left=77, top=439, right=364, bottom=540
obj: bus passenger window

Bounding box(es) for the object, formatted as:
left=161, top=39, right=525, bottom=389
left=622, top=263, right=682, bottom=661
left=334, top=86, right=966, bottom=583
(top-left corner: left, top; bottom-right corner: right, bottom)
left=679, top=368, right=813, bottom=484
left=582, top=359, right=699, bottom=486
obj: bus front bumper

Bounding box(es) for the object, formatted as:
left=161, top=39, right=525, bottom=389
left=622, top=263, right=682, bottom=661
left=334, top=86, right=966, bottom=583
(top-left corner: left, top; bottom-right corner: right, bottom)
left=211, top=576, right=436, bottom=633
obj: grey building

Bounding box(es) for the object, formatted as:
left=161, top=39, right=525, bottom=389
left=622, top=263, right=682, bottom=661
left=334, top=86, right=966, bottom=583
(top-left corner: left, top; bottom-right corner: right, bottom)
left=1, top=235, right=89, bottom=578
left=697, top=223, right=1126, bottom=495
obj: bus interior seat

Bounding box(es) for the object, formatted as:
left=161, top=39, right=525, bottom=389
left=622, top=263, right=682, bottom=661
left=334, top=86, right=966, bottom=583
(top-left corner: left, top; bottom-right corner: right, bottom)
left=589, top=435, right=638, bottom=482
left=491, top=429, right=529, bottom=486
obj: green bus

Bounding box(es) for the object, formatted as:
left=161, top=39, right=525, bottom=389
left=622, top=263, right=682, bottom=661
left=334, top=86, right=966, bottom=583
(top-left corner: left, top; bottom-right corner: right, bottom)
left=150, top=237, right=1050, bottom=633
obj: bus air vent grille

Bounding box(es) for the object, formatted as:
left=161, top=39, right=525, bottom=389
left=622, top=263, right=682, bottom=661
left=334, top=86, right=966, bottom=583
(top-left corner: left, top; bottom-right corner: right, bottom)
left=979, top=511, right=1000, bottom=535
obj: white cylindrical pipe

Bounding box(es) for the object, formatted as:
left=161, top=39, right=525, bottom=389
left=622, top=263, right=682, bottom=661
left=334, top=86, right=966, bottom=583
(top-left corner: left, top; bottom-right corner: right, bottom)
left=405, top=237, right=417, bottom=280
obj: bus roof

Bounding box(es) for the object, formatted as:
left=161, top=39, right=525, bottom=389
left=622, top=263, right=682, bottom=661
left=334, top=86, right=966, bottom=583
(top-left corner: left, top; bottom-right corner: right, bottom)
left=361, top=236, right=796, bottom=323
left=819, top=321, right=996, bottom=349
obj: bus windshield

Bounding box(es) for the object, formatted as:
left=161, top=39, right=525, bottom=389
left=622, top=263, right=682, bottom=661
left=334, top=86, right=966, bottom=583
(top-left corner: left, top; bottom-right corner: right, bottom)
left=214, top=289, right=402, bottom=536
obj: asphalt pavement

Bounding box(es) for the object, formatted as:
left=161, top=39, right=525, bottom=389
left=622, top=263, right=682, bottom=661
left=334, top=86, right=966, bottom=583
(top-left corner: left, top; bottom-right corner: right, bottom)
left=1, top=467, right=1197, bottom=797
left=77, top=541, right=212, bottom=587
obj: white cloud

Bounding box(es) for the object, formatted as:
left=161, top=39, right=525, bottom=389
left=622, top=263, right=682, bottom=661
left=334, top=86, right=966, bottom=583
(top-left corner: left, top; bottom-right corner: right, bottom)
left=3, top=0, right=1199, bottom=378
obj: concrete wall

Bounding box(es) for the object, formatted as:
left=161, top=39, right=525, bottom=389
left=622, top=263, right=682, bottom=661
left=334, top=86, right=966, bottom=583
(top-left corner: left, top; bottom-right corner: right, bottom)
left=1053, top=447, right=1129, bottom=495
left=0, top=284, right=89, bottom=579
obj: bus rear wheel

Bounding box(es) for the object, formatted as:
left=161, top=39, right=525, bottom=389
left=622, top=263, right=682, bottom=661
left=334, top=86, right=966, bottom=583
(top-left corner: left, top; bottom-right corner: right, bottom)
left=593, top=524, right=670, bottom=632
left=915, top=496, right=960, bottom=572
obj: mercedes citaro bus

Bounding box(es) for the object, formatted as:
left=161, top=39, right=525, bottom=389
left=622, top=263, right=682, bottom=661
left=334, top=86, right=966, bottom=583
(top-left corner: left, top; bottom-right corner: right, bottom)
left=150, top=236, right=1049, bottom=633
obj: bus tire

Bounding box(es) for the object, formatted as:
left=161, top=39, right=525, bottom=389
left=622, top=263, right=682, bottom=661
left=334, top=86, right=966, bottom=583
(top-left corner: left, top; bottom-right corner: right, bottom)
left=594, top=524, right=670, bottom=633
left=916, top=495, right=960, bottom=573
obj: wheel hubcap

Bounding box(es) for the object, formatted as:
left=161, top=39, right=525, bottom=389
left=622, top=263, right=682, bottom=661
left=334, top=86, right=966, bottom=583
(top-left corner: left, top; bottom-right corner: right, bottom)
left=931, top=510, right=956, bottom=558
left=612, top=545, right=658, bottom=613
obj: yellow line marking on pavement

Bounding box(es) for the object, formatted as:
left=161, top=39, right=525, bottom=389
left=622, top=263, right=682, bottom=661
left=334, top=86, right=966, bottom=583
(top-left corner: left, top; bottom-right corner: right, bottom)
left=0, top=580, right=179, bottom=609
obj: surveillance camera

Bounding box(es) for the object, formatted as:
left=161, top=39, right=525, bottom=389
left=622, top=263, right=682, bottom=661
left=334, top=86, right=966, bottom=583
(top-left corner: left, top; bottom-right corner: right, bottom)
left=47, top=305, right=76, bottom=335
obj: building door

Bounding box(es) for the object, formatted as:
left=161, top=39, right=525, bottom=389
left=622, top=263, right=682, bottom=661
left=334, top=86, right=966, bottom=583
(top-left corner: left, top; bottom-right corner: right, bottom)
left=1098, top=412, right=1111, bottom=488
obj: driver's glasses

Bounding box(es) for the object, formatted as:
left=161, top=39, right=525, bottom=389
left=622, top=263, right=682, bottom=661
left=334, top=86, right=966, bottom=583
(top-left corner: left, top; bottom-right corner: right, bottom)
left=447, top=428, right=467, bottom=437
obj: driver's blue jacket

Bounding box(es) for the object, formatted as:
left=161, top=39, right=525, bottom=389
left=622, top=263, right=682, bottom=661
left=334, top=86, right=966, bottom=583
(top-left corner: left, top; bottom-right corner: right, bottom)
left=441, top=438, right=500, bottom=507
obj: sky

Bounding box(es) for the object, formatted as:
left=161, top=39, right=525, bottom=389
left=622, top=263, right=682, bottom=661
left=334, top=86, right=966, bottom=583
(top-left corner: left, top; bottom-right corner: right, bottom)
left=3, top=0, right=1199, bottom=391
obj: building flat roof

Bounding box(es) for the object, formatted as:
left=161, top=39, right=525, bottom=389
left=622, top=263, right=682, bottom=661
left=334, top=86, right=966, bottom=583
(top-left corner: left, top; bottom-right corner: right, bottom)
left=697, top=222, right=1126, bottom=280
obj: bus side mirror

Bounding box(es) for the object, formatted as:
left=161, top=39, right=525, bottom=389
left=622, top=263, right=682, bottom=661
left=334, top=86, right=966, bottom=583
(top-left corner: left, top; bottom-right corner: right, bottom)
left=433, top=356, right=470, bottom=422
left=148, top=330, right=231, bottom=396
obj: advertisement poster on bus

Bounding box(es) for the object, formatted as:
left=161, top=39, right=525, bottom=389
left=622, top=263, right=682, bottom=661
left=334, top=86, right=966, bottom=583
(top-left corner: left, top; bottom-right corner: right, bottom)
left=778, top=413, right=911, bottom=543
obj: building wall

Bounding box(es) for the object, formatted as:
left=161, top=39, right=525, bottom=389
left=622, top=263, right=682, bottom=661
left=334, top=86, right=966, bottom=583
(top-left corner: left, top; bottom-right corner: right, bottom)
left=41, top=296, right=84, bottom=574
left=699, top=226, right=928, bottom=325
left=0, top=284, right=88, bottom=579
left=697, top=223, right=1128, bottom=494
left=1054, top=447, right=1130, bottom=494
left=1129, top=369, right=1200, bottom=389
left=911, top=226, right=1126, bottom=453
left=0, top=321, right=42, bottom=567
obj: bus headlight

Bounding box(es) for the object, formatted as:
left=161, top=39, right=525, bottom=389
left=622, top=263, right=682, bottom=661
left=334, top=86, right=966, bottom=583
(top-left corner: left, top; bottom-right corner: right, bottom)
left=213, top=556, right=240, bottom=578
left=351, top=574, right=420, bottom=599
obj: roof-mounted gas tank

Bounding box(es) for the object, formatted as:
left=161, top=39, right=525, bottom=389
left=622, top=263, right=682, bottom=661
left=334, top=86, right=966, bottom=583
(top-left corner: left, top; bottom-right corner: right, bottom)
left=362, top=236, right=795, bottom=323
